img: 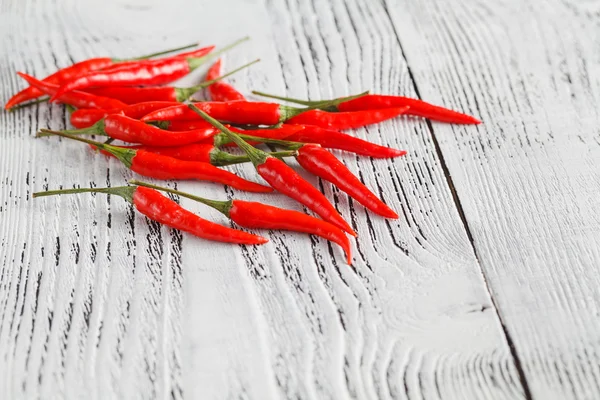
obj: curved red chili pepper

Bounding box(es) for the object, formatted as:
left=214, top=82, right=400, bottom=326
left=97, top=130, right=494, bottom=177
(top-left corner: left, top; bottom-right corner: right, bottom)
left=131, top=180, right=353, bottom=264
left=96, top=143, right=252, bottom=166
left=337, top=95, right=481, bottom=124
left=6, top=58, right=113, bottom=110
left=70, top=108, right=114, bottom=129
left=210, top=124, right=304, bottom=148
left=133, top=186, right=268, bottom=245
left=95, top=143, right=294, bottom=166
left=17, top=72, right=127, bottom=110
left=130, top=151, right=272, bottom=192
left=32, top=185, right=268, bottom=245
left=286, top=107, right=410, bottom=130
left=256, top=157, right=356, bottom=235
left=229, top=200, right=351, bottom=263
left=121, top=143, right=219, bottom=163
left=253, top=91, right=480, bottom=125
left=82, top=59, right=257, bottom=104
left=51, top=38, right=248, bottom=101
left=286, top=125, right=406, bottom=158
left=5, top=43, right=200, bottom=110
left=295, top=144, right=398, bottom=219
left=163, top=120, right=213, bottom=131
left=83, top=86, right=184, bottom=104
left=123, top=101, right=181, bottom=119
left=95, top=45, right=215, bottom=75
left=51, top=58, right=192, bottom=101
left=39, top=130, right=273, bottom=193
left=65, top=114, right=219, bottom=147
left=141, top=93, right=367, bottom=125
left=141, top=101, right=284, bottom=125
left=231, top=200, right=351, bottom=263
left=69, top=102, right=180, bottom=129
left=205, top=59, right=246, bottom=101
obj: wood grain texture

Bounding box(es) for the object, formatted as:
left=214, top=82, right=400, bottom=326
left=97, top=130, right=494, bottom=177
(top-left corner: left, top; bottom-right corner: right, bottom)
left=0, top=0, right=597, bottom=399
left=384, top=0, right=600, bottom=398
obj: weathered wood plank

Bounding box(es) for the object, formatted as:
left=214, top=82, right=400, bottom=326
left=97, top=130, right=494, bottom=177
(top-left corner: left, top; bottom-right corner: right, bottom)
left=3, top=0, right=584, bottom=398
left=180, top=0, right=523, bottom=398
left=384, top=0, right=600, bottom=398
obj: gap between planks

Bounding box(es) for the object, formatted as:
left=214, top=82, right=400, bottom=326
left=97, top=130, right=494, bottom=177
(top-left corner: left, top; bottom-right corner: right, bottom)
left=379, top=1, right=534, bottom=398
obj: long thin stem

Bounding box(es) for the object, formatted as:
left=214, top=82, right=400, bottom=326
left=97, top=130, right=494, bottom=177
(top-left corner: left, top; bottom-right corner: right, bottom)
left=188, top=104, right=269, bottom=166
left=36, top=120, right=104, bottom=137
left=33, top=186, right=135, bottom=203
left=187, top=37, right=250, bottom=71
left=124, top=42, right=199, bottom=61
left=278, top=91, right=369, bottom=120
left=254, top=90, right=369, bottom=113
left=252, top=91, right=312, bottom=106
left=37, top=129, right=135, bottom=168
left=129, top=180, right=232, bottom=216
left=228, top=133, right=304, bottom=150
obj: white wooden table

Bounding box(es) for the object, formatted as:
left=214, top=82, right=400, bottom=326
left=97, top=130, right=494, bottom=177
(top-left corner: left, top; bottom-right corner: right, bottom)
left=1, top=0, right=600, bottom=398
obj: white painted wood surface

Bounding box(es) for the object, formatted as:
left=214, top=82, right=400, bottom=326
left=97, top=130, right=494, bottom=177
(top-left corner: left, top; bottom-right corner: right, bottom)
left=0, top=0, right=598, bottom=399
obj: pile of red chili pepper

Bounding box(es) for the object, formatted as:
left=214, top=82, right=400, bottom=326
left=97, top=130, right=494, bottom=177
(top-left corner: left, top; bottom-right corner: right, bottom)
left=7, top=39, right=480, bottom=265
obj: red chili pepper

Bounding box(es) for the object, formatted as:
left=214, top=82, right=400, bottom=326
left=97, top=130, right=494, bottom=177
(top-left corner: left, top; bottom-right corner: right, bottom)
left=141, top=92, right=367, bottom=125
left=168, top=45, right=215, bottom=60
left=38, top=130, right=275, bottom=193
left=338, top=95, right=481, bottom=124
left=207, top=132, right=399, bottom=218
left=53, top=114, right=219, bottom=147
left=69, top=102, right=180, bottom=128
left=82, top=59, right=257, bottom=104
left=17, top=72, right=127, bottom=110
left=211, top=124, right=406, bottom=158
left=207, top=124, right=304, bottom=148
left=51, top=38, right=248, bottom=101
left=95, top=45, right=215, bottom=75
left=96, top=143, right=295, bottom=166
left=189, top=105, right=356, bottom=236
left=162, top=120, right=213, bottom=131
left=295, top=144, right=398, bottom=219
left=205, top=59, right=246, bottom=101
left=131, top=180, right=352, bottom=264
left=32, top=185, right=268, bottom=245
left=5, top=42, right=200, bottom=110
left=253, top=91, right=481, bottom=124
left=124, top=101, right=182, bottom=119
left=285, top=124, right=406, bottom=158
left=286, top=107, right=409, bottom=130
left=70, top=108, right=114, bottom=129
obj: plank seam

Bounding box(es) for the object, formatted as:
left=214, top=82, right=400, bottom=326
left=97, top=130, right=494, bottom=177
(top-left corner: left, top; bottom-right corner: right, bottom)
left=379, top=2, right=533, bottom=399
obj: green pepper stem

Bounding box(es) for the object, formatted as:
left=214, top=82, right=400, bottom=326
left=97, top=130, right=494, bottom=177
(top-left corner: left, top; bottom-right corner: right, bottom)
left=210, top=148, right=297, bottom=166
left=187, top=36, right=250, bottom=71
left=175, top=59, right=260, bottom=101
left=37, top=129, right=135, bottom=168
left=120, top=42, right=199, bottom=62
left=33, top=186, right=135, bottom=203
left=252, top=91, right=313, bottom=106
left=277, top=91, right=370, bottom=121
left=129, top=180, right=232, bottom=216
left=65, top=104, right=76, bottom=114
left=235, top=133, right=304, bottom=150
left=36, top=120, right=105, bottom=137
left=188, top=104, right=269, bottom=166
